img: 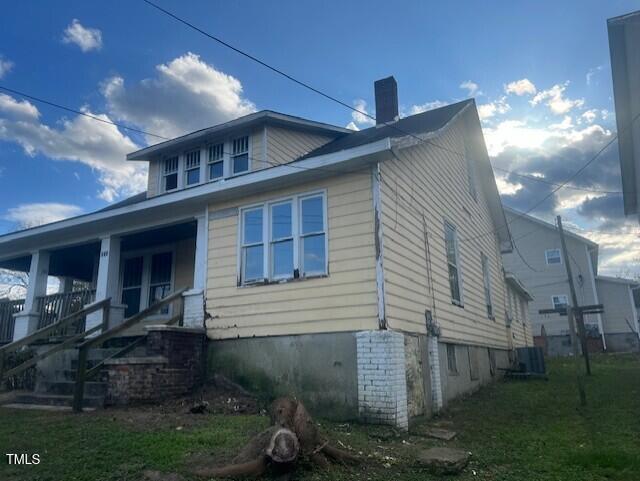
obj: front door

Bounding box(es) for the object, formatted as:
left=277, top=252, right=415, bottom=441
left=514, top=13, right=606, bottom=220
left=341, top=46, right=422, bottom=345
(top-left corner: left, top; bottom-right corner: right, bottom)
left=122, top=256, right=143, bottom=318
left=120, top=250, right=174, bottom=319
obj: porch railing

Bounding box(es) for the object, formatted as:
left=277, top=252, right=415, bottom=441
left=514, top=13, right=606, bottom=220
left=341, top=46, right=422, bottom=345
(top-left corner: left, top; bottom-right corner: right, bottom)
left=0, top=300, right=25, bottom=344
left=36, top=289, right=97, bottom=334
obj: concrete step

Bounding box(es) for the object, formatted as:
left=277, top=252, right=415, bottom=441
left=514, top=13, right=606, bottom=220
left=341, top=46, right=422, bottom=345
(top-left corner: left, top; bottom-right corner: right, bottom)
left=36, top=380, right=106, bottom=397
left=13, top=393, right=104, bottom=409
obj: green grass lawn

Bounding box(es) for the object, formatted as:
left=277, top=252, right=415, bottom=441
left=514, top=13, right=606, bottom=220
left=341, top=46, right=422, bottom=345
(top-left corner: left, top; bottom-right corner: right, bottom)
left=1, top=354, right=639, bottom=481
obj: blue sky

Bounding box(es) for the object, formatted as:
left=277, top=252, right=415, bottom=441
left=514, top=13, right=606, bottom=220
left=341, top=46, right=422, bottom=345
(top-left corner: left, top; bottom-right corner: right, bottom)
left=0, top=0, right=638, bottom=274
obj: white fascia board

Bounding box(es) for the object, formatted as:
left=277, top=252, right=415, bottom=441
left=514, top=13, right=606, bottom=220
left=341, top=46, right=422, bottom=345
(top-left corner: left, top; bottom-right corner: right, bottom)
left=0, top=138, right=391, bottom=257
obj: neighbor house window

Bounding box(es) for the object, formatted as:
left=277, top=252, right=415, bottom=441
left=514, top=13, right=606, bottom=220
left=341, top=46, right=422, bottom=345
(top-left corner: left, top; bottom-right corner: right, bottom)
left=481, top=253, right=493, bottom=318
left=239, top=191, right=327, bottom=285
left=444, top=222, right=463, bottom=305
left=149, top=252, right=173, bottom=314
left=232, top=136, right=249, bottom=174
left=163, top=156, right=179, bottom=192
left=241, top=207, right=265, bottom=283
left=208, top=143, right=224, bottom=180
left=545, top=248, right=562, bottom=265
left=184, top=150, right=201, bottom=186
left=447, top=344, right=458, bottom=374
left=552, top=295, right=569, bottom=310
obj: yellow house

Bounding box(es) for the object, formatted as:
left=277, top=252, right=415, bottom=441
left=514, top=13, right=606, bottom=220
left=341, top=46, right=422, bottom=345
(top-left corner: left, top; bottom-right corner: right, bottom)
left=0, top=77, right=532, bottom=427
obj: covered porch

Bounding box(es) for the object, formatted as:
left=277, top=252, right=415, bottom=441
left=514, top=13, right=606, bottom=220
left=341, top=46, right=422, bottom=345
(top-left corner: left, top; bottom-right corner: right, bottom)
left=0, top=214, right=208, bottom=344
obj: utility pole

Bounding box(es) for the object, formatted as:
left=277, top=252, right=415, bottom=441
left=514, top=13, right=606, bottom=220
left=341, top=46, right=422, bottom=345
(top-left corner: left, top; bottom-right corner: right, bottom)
left=557, top=215, right=592, bottom=376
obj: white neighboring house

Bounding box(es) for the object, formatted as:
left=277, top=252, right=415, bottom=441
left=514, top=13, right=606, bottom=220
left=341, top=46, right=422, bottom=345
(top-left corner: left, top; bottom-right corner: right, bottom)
left=0, top=77, right=533, bottom=426
left=608, top=10, right=640, bottom=223
left=595, top=275, right=640, bottom=352
left=502, top=207, right=640, bottom=355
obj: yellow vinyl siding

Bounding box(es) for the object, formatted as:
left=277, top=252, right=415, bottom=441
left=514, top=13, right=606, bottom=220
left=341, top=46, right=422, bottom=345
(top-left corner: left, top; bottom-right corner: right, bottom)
left=266, top=126, right=334, bottom=166
left=380, top=119, right=511, bottom=349
left=205, top=171, right=379, bottom=339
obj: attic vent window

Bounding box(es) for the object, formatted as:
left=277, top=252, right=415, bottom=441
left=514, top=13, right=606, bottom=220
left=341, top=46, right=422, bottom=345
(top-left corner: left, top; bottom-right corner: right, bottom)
left=232, top=136, right=249, bottom=174
left=208, top=143, right=224, bottom=180
left=184, top=150, right=201, bottom=186
left=163, top=156, right=179, bottom=192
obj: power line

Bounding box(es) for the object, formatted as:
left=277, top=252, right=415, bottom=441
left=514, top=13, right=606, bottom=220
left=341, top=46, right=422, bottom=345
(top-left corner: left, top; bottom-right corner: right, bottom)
left=493, top=166, right=623, bottom=195
left=0, top=85, right=170, bottom=141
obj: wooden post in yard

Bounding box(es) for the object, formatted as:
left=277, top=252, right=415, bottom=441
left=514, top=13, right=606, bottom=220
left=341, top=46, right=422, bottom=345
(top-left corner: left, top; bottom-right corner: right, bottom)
left=567, top=306, right=587, bottom=406
left=557, top=215, right=592, bottom=376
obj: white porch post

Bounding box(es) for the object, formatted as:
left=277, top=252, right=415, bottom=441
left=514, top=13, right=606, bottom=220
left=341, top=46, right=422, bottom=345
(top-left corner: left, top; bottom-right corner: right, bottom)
left=183, top=212, right=208, bottom=328
left=13, top=251, right=50, bottom=341
left=86, top=236, right=124, bottom=332
left=58, top=276, right=74, bottom=293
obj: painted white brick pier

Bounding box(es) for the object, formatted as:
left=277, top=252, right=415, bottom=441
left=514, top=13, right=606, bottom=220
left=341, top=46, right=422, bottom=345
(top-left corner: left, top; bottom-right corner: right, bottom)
left=356, top=330, right=408, bottom=430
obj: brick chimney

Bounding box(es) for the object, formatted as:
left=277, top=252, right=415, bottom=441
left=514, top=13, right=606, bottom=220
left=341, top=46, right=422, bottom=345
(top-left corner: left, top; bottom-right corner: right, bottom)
left=374, top=76, right=399, bottom=125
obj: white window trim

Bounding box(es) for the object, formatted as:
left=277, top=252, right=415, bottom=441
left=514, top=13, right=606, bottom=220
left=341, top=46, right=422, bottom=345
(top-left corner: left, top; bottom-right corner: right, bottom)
left=119, top=244, right=176, bottom=319
left=444, top=220, right=464, bottom=306
left=184, top=149, right=202, bottom=187
left=545, top=248, right=562, bottom=265
left=481, top=253, right=493, bottom=319
left=231, top=134, right=252, bottom=177
left=237, top=190, right=328, bottom=286
left=551, top=294, right=569, bottom=310
left=161, top=156, right=180, bottom=193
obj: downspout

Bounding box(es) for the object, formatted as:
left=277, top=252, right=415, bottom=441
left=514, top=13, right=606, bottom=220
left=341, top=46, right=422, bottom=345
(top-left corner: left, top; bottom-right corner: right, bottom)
left=372, top=162, right=387, bottom=329
left=586, top=246, right=606, bottom=350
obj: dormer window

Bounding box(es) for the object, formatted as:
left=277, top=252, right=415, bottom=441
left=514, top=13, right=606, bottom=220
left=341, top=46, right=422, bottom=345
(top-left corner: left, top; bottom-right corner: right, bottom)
left=163, top=156, right=179, bottom=192
left=184, top=150, right=201, bottom=186
left=208, top=143, right=224, bottom=180
left=232, top=136, right=249, bottom=175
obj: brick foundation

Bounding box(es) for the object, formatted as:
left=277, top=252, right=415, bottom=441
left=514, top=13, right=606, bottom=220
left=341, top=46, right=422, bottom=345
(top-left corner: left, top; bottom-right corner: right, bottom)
left=356, top=330, right=408, bottom=430
left=104, top=326, right=206, bottom=405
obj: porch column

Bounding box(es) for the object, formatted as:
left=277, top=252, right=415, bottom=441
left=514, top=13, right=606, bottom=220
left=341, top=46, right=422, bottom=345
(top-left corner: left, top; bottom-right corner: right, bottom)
left=86, top=236, right=124, bottom=332
left=183, top=213, right=207, bottom=328
left=13, top=250, right=50, bottom=341
left=58, top=276, right=74, bottom=294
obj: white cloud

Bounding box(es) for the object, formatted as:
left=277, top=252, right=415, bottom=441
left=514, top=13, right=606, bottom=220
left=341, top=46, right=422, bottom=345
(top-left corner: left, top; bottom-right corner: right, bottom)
left=62, top=19, right=103, bottom=52
left=495, top=175, right=523, bottom=195
left=345, top=121, right=359, bottom=131
left=5, top=203, right=83, bottom=229
left=477, top=96, right=510, bottom=120
left=530, top=82, right=584, bottom=115
left=581, top=109, right=597, bottom=123
left=549, top=115, right=573, bottom=130
left=406, top=100, right=449, bottom=116
left=460, top=80, right=482, bottom=96
left=0, top=93, right=40, bottom=121
left=0, top=94, right=146, bottom=201
left=102, top=52, right=255, bottom=141
left=0, top=56, right=13, bottom=79
left=350, top=99, right=375, bottom=127
left=504, top=78, right=537, bottom=96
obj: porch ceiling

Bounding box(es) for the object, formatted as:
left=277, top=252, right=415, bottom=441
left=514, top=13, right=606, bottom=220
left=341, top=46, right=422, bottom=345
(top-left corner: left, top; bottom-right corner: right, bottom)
left=121, top=221, right=196, bottom=252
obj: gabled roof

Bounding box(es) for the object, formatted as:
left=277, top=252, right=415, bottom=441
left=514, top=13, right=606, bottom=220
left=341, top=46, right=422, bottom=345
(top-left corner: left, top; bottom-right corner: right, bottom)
left=126, top=110, right=351, bottom=161
left=595, top=274, right=638, bottom=286
left=503, top=206, right=598, bottom=248
left=301, top=100, right=473, bottom=159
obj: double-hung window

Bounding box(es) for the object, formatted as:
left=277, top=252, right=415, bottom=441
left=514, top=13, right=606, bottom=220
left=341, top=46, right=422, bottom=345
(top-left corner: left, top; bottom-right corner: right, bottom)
left=444, top=222, right=463, bottom=305
left=270, top=201, right=294, bottom=279
left=232, top=136, right=249, bottom=175
left=184, top=150, right=201, bottom=186
left=163, top=156, right=179, bottom=192
left=481, top=253, right=493, bottom=318
left=545, top=248, right=562, bottom=265
left=239, top=192, right=327, bottom=285
left=208, top=143, right=224, bottom=181
left=552, top=294, right=568, bottom=310
left=241, top=208, right=265, bottom=283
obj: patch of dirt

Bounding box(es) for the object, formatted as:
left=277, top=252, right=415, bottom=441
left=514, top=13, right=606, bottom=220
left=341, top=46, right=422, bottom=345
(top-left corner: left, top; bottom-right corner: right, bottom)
left=98, top=374, right=261, bottom=431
